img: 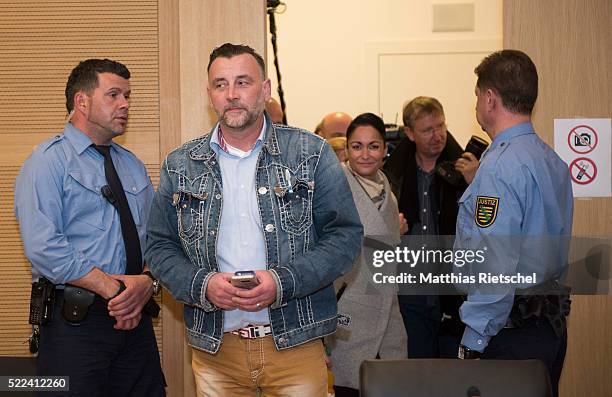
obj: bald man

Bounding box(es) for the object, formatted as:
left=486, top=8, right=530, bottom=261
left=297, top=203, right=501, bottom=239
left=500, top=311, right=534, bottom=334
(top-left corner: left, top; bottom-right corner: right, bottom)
left=317, top=112, right=352, bottom=139
left=265, top=98, right=284, bottom=124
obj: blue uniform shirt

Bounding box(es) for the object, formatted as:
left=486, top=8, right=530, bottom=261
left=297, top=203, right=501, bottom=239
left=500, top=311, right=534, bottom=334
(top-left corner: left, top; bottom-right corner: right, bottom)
left=454, top=122, right=573, bottom=352
left=14, top=123, right=154, bottom=284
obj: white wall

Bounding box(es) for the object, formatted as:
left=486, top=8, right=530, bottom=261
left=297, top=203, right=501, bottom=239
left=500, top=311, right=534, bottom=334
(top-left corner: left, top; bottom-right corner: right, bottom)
left=266, top=0, right=502, bottom=145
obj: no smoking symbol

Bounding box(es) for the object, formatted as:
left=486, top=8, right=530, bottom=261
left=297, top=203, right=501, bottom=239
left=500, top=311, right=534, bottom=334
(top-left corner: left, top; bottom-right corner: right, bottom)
left=570, top=157, right=597, bottom=185
left=568, top=125, right=598, bottom=154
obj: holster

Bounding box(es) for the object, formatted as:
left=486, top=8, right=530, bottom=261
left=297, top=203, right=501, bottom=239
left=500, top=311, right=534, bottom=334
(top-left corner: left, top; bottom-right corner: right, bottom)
left=62, top=284, right=96, bottom=325
left=510, top=282, right=571, bottom=338
left=29, top=277, right=56, bottom=326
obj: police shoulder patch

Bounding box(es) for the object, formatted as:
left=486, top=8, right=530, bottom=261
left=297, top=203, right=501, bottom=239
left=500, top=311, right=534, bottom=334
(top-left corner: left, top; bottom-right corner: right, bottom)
left=475, top=196, right=499, bottom=228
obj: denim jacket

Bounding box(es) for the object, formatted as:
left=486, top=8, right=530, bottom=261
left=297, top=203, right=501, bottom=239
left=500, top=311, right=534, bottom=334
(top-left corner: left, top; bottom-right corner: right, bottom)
left=145, top=113, right=363, bottom=353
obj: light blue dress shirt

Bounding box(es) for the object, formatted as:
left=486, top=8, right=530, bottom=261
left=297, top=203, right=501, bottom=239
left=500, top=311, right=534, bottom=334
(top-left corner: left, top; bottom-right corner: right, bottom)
left=210, top=122, right=270, bottom=331
left=454, top=122, right=573, bottom=352
left=14, top=123, right=153, bottom=284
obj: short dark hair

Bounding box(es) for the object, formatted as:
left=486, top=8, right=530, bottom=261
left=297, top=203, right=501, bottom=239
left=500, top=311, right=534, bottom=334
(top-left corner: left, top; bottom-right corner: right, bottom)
left=346, top=112, right=386, bottom=144
left=65, top=59, right=130, bottom=113
left=402, top=96, right=445, bottom=129
left=475, top=49, right=538, bottom=115
left=207, top=43, right=266, bottom=78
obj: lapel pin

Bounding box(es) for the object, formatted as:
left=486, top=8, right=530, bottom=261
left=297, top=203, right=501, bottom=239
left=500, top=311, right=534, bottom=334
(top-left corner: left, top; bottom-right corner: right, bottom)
left=274, top=186, right=285, bottom=197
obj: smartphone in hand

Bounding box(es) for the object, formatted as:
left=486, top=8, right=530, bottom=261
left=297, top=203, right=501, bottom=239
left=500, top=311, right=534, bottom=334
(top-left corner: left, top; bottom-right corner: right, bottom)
left=230, top=271, right=260, bottom=289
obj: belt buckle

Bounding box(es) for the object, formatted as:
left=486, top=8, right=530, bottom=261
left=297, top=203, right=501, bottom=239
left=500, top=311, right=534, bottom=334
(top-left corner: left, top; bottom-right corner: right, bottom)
left=233, top=324, right=271, bottom=339
left=249, top=325, right=268, bottom=338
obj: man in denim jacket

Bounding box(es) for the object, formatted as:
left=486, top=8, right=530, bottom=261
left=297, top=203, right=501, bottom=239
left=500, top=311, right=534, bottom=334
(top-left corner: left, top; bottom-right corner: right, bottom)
left=146, top=43, right=363, bottom=396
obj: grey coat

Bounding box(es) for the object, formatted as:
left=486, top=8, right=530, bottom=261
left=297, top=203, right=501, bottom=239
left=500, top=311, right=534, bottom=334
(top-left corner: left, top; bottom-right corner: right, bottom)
left=328, top=165, right=407, bottom=390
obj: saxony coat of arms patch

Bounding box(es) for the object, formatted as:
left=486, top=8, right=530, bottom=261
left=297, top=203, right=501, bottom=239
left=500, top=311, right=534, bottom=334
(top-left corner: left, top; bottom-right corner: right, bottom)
left=475, top=196, right=499, bottom=228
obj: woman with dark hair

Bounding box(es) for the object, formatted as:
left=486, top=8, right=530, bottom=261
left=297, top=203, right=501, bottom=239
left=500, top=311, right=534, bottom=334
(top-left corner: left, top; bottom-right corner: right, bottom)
left=328, top=113, right=407, bottom=396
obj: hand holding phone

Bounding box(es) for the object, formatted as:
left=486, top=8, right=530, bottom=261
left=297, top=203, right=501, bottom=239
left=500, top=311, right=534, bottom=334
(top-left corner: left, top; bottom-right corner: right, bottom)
left=231, top=271, right=260, bottom=290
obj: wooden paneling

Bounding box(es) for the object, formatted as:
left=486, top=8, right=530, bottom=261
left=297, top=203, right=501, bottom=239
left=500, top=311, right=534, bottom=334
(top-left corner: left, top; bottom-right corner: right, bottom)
left=504, top=1, right=611, bottom=396
left=178, top=0, right=267, bottom=140
left=158, top=1, right=188, bottom=395
left=0, top=166, right=31, bottom=355
left=0, top=0, right=161, bottom=356
left=0, top=0, right=160, bottom=165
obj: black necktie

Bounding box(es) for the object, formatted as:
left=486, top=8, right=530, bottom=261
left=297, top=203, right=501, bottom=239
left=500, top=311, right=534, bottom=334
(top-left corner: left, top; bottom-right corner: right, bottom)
left=94, top=145, right=142, bottom=275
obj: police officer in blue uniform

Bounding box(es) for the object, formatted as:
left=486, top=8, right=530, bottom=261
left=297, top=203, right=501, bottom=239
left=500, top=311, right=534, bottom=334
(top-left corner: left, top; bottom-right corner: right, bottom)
left=454, top=50, right=573, bottom=397
left=14, top=59, right=165, bottom=396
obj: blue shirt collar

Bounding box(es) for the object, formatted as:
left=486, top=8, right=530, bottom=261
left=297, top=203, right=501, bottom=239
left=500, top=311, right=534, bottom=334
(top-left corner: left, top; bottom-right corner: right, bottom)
left=63, top=122, right=119, bottom=155
left=210, top=118, right=267, bottom=159
left=490, top=121, right=535, bottom=150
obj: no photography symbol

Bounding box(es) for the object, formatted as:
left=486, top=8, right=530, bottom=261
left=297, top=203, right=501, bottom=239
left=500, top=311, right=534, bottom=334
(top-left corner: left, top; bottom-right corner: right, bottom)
left=568, top=125, right=598, bottom=154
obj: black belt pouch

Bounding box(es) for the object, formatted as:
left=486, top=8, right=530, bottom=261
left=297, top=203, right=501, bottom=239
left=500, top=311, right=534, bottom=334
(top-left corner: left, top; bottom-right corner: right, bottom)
left=62, top=285, right=96, bottom=325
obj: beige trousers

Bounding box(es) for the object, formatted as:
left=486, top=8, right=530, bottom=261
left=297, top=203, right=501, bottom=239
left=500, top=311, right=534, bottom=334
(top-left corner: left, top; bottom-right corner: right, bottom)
left=192, top=333, right=327, bottom=397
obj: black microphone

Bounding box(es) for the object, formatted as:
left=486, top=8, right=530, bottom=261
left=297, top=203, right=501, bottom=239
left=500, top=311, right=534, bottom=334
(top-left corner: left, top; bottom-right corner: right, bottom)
left=467, top=386, right=481, bottom=397
left=101, top=185, right=117, bottom=207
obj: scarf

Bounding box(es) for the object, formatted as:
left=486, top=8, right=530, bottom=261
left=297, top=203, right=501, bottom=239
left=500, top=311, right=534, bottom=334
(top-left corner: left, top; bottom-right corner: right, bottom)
left=346, top=161, right=386, bottom=209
